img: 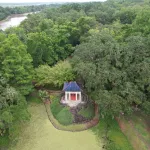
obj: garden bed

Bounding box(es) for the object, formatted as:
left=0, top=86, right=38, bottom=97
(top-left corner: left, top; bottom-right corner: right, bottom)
left=50, top=95, right=96, bottom=125
left=50, top=95, right=73, bottom=125
left=44, top=94, right=99, bottom=132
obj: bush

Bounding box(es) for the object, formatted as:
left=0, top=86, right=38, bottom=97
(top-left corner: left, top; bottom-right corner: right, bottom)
left=0, top=131, right=9, bottom=148
left=26, top=89, right=42, bottom=104
left=78, top=104, right=95, bottom=119
left=50, top=96, right=64, bottom=118
left=56, top=107, right=73, bottom=125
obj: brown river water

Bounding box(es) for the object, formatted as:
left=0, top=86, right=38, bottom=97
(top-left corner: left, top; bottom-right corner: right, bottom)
left=0, top=13, right=30, bottom=30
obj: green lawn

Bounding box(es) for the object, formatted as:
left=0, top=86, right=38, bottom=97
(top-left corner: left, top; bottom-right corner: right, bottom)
left=11, top=103, right=102, bottom=150
left=92, top=118, right=133, bottom=150
left=118, top=112, right=150, bottom=150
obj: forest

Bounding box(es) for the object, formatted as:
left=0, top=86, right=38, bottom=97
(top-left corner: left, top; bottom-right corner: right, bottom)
left=0, top=0, right=150, bottom=149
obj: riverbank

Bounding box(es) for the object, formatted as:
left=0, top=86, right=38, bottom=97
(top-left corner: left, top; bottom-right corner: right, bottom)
left=0, top=13, right=31, bottom=23
left=0, top=12, right=35, bottom=30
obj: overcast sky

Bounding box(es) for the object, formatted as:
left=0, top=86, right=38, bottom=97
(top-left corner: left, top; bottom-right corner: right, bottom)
left=0, top=0, right=106, bottom=3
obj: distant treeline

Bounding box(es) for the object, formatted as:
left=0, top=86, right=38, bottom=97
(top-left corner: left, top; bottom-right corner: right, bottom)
left=0, top=4, right=58, bottom=21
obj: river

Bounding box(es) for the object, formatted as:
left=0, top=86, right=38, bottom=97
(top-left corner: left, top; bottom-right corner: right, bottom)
left=0, top=13, right=30, bottom=31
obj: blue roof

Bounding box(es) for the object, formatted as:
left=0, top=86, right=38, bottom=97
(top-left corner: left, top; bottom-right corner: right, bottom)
left=63, top=82, right=81, bottom=92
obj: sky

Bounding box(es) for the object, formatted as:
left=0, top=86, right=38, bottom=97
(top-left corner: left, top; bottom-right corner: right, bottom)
left=0, top=0, right=106, bottom=3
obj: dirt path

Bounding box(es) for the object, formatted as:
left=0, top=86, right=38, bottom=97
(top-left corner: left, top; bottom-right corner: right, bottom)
left=11, top=103, right=102, bottom=150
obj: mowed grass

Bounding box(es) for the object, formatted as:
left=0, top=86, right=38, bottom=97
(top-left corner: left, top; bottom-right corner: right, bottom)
left=11, top=103, right=102, bottom=150
left=119, top=112, right=150, bottom=150
left=92, top=118, right=133, bottom=150
left=130, top=113, right=150, bottom=143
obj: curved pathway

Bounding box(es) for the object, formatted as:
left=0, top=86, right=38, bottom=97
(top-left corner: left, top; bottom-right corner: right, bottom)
left=11, top=103, right=102, bottom=150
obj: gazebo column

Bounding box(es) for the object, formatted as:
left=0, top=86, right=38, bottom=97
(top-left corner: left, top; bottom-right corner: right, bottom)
left=69, top=92, right=71, bottom=101
left=76, top=92, right=77, bottom=101
left=79, top=92, right=81, bottom=101
left=65, top=92, right=67, bottom=101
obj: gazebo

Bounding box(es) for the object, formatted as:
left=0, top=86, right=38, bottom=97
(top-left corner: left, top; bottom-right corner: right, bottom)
left=61, top=81, right=82, bottom=107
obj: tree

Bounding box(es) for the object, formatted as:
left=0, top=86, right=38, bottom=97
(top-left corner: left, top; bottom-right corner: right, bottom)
left=115, top=8, right=137, bottom=24
left=132, top=9, right=150, bottom=35
left=0, top=34, right=34, bottom=95
left=5, top=27, right=27, bottom=43
left=35, top=61, right=75, bottom=87
left=0, top=73, right=30, bottom=141
left=72, top=31, right=150, bottom=117
left=27, top=32, right=56, bottom=67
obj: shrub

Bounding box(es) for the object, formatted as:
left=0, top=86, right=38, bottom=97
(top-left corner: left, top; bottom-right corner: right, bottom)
left=78, top=104, right=95, bottom=119
left=39, top=90, right=49, bottom=101
left=26, top=89, right=41, bottom=103
left=56, top=107, right=73, bottom=125
left=50, top=96, right=64, bottom=118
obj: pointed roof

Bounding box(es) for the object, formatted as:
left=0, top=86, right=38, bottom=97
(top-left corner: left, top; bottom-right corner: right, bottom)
left=63, top=81, right=81, bottom=92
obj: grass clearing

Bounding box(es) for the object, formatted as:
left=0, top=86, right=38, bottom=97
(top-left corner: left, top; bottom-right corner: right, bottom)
left=118, top=112, right=150, bottom=150
left=11, top=103, right=102, bottom=150
left=92, top=118, right=133, bottom=150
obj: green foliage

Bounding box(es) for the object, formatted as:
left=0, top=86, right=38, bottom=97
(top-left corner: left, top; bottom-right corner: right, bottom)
left=72, top=31, right=150, bottom=116
left=0, top=132, right=9, bottom=148
left=78, top=104, right=95, bottom=119
left=56, top=107, right=73, bottom=125
left=50, top=95, right=64, bottom=118
left=27, top=32, right=56, bottom=67
left=0, top=74, right=30, bottom=143
left=26, top=29, right=73, bottom=67
left=5, top=27, right=27, bottom=43
left=1, top=1, right=150, bottom=147
left=132, top=9, right=150, bottom=35
left=39, top=90, right=49, bottom=101
left=35, top=61, right=75, bottom=87
left=0, top=34, right=34, bottom=95
left=26, top=89, right=42, bottom=104
left=92, top=118, right=133, bottom=150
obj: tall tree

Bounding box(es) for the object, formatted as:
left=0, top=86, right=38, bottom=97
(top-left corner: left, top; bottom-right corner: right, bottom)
left=0, top=34, right=34, bottom=95
left=0, top=73, right=30, bottom=141
left=35, top=61, right=75, bottom=87
left=72, top=31, right=150, bottom=117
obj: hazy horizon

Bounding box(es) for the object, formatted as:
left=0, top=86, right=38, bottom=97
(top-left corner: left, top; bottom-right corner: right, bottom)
left=0, top=0, right=106, bottom=3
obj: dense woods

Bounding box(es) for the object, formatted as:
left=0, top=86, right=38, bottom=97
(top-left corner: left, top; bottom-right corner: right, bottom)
left=0, top=0, right=150, bottom=148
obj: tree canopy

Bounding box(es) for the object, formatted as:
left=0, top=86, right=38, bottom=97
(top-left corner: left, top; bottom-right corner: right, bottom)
left=35, top=61, right=75, bottom=87
left=1, top=0, right=150, bottom=145
left=0, top=34, right=34, bottom=95
left=72, top=31, right=150, bottom=117
left=0, top=73, right=30, bottom=141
